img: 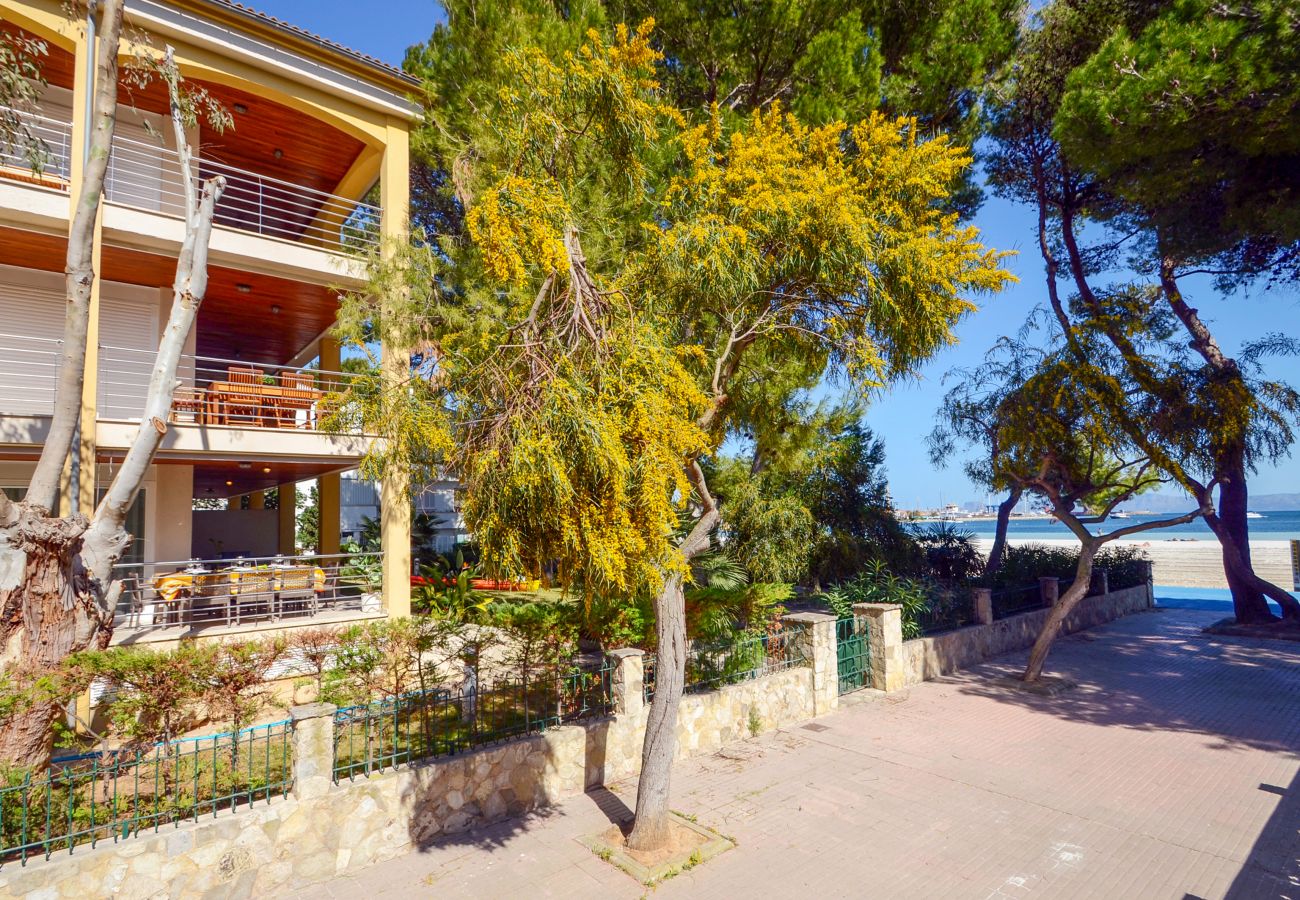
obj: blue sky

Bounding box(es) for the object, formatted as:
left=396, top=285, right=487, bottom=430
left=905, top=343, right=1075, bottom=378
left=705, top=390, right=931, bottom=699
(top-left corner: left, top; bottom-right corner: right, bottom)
left=261, top=1, right=1300, bottom=507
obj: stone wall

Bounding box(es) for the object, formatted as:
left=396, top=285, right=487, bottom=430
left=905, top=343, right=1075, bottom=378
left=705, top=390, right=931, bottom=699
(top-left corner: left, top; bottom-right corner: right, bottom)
left=897, top=582, right=1153, bottom=687
left=0, top=617, right=832, bottom=900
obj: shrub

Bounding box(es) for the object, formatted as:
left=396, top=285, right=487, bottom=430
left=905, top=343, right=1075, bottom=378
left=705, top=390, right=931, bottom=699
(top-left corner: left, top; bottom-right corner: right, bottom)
left=820, top=560, right=931, bottom=639
left=992, top=543, right=1079, bottom=588
left=913, top=522, right=984, bottom=584
left=1094, top=545, right=1149, bottom=589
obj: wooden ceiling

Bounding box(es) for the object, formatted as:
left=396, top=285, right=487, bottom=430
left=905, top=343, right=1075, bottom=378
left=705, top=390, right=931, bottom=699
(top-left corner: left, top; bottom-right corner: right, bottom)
left=0, top=22, right=75, bottom=91
left=99, top=246, right=339, bottom=364
left=159, top=458, right=352, bottom=500
left=0, top=231, right=337, bottom=365
left=2, top=22, right=368, bottom=206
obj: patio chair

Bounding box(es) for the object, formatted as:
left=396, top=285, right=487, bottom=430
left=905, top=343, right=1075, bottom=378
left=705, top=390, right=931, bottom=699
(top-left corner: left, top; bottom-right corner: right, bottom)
left=223, top=366, right=264, bottom=426
left=169, top=386, right=205, bottom=424
left=231, top=569, right=276, bottom=624
left=276, top=565, right=317, bottom=617
left=270, top=371, right=317, bottom=429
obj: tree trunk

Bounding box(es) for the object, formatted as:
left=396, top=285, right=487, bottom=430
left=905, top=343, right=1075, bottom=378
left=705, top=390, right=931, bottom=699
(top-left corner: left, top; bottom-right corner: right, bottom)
left=626, top=572, right=686, bottom=852
left=983, top=487, right=1021, bottom=581
left=1213, top=472, right=1277, bottom=623
left=0, top=510, right=109, bottom=767
left=1023, top=543, right=1095, bottom=683
left=25, top=0, right=125, bottom=511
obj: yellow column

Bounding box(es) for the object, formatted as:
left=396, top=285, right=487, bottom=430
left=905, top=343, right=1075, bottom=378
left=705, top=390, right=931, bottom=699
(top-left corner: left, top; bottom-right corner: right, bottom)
left=317, top=475, right=340, bottom=556
left=278, top=482, right=297, bottom=555
left=378, top=118, right=411, bottom=618
left=247, top=490, right=265, bottom=510
left=318, top=336, right=342, bottom=557
left=226, top=496, right=239, bottom=511
left=59, top=25, right=102, bottom=517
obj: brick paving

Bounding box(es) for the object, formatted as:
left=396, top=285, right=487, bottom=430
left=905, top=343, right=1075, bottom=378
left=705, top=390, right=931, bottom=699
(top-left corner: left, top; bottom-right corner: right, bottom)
left=303, top=609, right=1300, bottom=899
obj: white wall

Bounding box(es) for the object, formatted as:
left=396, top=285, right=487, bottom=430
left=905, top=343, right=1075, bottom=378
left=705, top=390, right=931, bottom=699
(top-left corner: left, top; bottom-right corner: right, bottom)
left=192, top=508, right=279, bottom=559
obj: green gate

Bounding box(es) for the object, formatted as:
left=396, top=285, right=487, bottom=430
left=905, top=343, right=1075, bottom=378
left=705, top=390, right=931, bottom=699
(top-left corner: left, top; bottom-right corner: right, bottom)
left=836, top=616, right=871, bottom=694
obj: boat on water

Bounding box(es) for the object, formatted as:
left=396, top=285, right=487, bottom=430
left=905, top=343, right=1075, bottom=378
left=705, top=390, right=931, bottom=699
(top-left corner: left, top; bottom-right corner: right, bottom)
left=1246, top=511, right=1264, bottom=519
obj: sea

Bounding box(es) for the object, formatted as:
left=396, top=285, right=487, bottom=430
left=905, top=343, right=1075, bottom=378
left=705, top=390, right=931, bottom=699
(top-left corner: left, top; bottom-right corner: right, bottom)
left=930, top=509, right=1300, bottom=543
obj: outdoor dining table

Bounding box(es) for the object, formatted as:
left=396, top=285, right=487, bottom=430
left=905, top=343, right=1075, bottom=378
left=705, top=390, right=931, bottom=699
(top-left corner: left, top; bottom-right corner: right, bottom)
left=151, top=564, right=327, bottom=625
left=203, top=381, right=321, bottom=427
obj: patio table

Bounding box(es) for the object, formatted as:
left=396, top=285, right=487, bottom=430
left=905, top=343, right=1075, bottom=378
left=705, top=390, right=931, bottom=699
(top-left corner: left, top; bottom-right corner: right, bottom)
left=204, top=382, right=321, bottom=427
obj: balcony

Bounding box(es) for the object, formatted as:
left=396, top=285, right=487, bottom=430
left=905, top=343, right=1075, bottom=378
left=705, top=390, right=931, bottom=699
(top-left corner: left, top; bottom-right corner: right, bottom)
left=0, top=332, right=367, bottom=436
left=0, top=107, right=380, bottom=254
left=0, top=108, right=73, bottom=190
left=111, top=550, right=384, bottom=641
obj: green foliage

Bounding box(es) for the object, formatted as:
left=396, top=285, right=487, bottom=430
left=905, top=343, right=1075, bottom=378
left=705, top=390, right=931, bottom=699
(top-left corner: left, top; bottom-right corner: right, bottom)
left=820, top=560, right=930, bottom=639
left=296, top=484, right=319, bottom=554
left=64, top=644, right=213, bottom=748
left=993, top=543, right=1150, bottom=590
left=1053, top=0, right=1300, bottom=276
left=0, top=27, right=47, bottom=173
left=913, top=522, right=984, bottom=584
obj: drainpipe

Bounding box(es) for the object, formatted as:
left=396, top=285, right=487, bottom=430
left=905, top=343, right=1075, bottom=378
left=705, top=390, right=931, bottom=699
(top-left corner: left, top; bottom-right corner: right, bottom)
left=69, top=1, right=100, bottom=512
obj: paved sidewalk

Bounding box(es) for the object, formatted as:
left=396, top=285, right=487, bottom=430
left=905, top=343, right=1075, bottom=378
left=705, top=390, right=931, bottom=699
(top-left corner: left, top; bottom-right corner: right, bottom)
left=304, top=609, right=1300, bottom=899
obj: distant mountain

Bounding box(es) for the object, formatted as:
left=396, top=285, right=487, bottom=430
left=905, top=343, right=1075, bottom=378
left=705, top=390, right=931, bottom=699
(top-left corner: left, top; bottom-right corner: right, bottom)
left=1118, top=492, right=1300, bottom=513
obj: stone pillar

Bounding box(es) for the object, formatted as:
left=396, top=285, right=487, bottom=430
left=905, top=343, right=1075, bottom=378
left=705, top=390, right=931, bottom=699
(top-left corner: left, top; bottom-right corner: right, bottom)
left=608, top=648, right=645, bottom=718
left=278, top=482, right=297, bottom=555
left=782, top=612, right=838, bottom=715
left=290, top=702, right=337, bottom=801
left=1094, top=570, right=1109, bottom=597
left=972, top=587, right=993, bottom=626
left=1038, top=576, right=1060, bottom=607
left=854, top=603, right=906, bottom=693
left=1139, top=559, right=1154, bottom=607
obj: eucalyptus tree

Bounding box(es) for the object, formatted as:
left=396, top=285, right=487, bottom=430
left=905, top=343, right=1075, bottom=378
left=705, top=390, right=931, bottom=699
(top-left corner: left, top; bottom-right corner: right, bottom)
left=337, top=22, right=1010, bottom=850
left=985, top=0, right=1300, bottom=623
left=0, top=4, right=230, bottom=766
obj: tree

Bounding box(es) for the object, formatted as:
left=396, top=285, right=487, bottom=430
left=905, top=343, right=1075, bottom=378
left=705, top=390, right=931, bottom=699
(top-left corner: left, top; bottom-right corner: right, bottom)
left=930, top=353, right=1025, bottom=580
left=985, top=0, right=1300, bottom=624
left=953, top=338, right=1206, bottom=680
left=340, top=23, right=1009, bottom=850
left=0, top=3, right=229, bottom=767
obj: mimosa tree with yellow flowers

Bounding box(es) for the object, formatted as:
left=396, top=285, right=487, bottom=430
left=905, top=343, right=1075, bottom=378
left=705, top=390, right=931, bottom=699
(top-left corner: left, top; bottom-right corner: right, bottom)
left=334, top=21, right=1011, bottom=852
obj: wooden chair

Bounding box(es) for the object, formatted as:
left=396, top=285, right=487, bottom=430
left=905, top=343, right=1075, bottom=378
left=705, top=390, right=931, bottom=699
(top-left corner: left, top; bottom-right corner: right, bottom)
left=271, top=371, right=317, bottom=429
left=223, top=366, right=264, bottom=426
left=169, top=386, right=205, bottom=424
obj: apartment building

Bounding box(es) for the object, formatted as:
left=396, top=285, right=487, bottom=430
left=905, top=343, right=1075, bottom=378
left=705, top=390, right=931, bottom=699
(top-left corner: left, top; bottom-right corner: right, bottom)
left=0, top=0, right=418, bottom=642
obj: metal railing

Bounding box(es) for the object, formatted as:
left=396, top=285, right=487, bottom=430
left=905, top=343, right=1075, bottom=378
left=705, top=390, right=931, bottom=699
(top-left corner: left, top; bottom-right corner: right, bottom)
left=111, top=551, right=383, bottom=636
left=97, top=343, right=365, bottom=431
left=0, top=106, right=72, bottom=189
left=0, top=720, right=291, bottom=866
left=0, top=107, right=381, bottom=251
left=991, top=584, right=1045, bottom=620
left=643, top=628, right=808, bottom=702
left=104, top=130, right=380, bottom=252
left=333, top=660, right=614, bottom=780
left=0, top=334, right=368, bottom=433
left=916, top=589, right=977, bottom=635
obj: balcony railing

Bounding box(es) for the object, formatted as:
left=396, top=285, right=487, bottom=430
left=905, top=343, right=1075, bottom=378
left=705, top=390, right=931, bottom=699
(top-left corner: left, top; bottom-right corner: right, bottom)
left=0, top=333, right=367, bottom=433
left=112, top=550, right=383, bottom=636
left=98, top=343, right=365, bottom=432
left=0, top=107, right=380, bottom=252
left=0, top=106, right=72, bottom=189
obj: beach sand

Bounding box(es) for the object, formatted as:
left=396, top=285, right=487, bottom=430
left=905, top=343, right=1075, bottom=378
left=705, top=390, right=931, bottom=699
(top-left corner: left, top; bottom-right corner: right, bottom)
left=975, top=538, right=1296, bottom=590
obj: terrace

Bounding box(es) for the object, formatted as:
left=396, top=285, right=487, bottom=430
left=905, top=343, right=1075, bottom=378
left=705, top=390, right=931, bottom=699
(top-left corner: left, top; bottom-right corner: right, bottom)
left=110, top=549, right=384, bottom=641
left=0, top=105, right=380, bottom=254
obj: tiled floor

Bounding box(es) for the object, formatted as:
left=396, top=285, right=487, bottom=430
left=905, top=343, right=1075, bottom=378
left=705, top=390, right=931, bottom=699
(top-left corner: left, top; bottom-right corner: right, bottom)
left=303, top=609, right=1300, bottom=899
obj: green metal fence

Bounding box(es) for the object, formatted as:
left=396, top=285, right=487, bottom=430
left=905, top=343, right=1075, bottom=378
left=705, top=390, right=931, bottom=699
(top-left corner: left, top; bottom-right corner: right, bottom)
left=333, top=660, right=614, bottom=781
left=991, top=584, right=1045, bottom=619
left=0, top=720, right=293, bottom=866
left=642, top=628, right=808, bottom=703
left=836, top=616, right=871, bottom=694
